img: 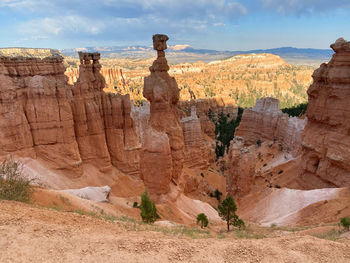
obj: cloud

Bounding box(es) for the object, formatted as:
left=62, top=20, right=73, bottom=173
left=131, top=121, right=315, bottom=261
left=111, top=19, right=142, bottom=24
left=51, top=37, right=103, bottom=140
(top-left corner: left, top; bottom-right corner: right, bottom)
left=259, top=0, right=350, bottom=15
left=18, top=15, right=105, bottom=37
left=3, top=0, right=248, bottom=46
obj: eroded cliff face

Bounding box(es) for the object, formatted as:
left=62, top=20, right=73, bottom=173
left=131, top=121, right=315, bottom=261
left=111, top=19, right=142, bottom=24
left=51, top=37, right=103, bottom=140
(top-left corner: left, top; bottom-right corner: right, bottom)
left=226, top=97, right=307, bottom=197
left=180, top=107, right=215, bottom=170
left=178, top=98, right=237, bottom=138
left=0, top=52, right=140, bottom=177
left=300, top=38, right=350, bottom=188
left=235, top=97, right=306, bottom=156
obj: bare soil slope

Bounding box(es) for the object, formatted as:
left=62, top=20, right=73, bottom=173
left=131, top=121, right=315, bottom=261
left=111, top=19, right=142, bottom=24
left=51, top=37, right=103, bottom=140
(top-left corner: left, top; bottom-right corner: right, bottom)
left=1, top=201, right=350, bottom=263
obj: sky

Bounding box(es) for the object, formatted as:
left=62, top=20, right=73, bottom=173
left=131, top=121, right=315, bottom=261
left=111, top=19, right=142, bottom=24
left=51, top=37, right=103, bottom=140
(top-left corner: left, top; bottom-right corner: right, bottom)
left=0, top=0, right=349, bottom=50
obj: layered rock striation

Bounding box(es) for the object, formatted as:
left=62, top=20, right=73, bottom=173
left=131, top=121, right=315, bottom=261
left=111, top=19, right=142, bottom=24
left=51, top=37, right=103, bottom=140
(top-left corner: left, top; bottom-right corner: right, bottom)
left=235, top=97, right=306, bottom=156
left=178, top=97, right=237, bottom=138
left=300, top=38, right=350, bottom=188
left=141, top=34, right=185, bottom=194
left=180, top=107, right=214, bottom=170
left=0, top=51, right=140, bottom=177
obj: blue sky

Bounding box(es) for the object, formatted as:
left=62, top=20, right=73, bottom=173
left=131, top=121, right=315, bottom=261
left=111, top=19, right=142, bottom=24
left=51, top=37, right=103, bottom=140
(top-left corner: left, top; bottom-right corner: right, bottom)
left=0, top=0, right=349, bottom=50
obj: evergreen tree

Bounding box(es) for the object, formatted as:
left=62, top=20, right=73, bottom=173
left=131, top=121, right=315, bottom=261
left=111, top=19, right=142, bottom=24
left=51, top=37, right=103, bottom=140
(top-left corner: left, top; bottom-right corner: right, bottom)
left=196, top=213, right=209, bottom=228
left=140, top=190, right=159, bottom=224
left=218, top=196, right=245, bottom=232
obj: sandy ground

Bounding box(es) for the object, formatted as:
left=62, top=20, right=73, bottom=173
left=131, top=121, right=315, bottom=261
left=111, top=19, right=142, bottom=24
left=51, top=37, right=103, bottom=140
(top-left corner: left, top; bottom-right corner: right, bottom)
left=1, top=200, right=350, bottom=263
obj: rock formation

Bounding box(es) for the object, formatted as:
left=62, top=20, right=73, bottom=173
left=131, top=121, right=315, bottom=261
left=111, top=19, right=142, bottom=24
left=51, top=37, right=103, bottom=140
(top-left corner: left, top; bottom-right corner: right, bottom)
left=300, top=38, right=350, bottom=188
left=0, top=54, right=82, bottom=174
left=180, top=107, right=215, bottom=169
left=0, top=51, right=140, bottom=177
left=66, top=66, right=125, bottom=90
left=178, top=98, right=238, bottom=138
left=235, top=97, right=306, bottom=156
left=141, top=34, right=185, bottom=195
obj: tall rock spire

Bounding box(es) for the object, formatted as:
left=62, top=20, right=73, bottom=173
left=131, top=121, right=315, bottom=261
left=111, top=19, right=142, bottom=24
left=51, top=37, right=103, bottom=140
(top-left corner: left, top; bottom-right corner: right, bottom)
left=141, top=34, right=185, bottom=195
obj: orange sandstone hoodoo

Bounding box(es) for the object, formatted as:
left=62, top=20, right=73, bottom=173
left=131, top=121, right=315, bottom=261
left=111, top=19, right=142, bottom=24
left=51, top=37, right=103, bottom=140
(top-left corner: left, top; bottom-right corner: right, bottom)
left=141, top=34, right=185, bottom=195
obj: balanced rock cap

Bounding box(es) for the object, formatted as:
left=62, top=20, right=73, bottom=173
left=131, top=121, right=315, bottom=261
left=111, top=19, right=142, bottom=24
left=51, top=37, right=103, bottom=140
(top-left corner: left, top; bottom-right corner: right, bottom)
left=152, top=34, right=169, bottom=51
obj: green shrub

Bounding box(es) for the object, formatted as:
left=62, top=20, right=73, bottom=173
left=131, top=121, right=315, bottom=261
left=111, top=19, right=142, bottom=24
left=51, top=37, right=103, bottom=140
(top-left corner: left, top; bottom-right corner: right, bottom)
left=218, top=196, right=245, bottom=232
left=196, top=213, right=209, bottom=228
left=340, top=217, right=350, bottom=231
left=256, top=139, right=262, bottom=147
left=139, top=190, right=159, bottom=224
left=0, top=158, right=33, bottom=202
left=133, top=201, right=139, bottom=208
left=214, top=189, right=223, bottom=201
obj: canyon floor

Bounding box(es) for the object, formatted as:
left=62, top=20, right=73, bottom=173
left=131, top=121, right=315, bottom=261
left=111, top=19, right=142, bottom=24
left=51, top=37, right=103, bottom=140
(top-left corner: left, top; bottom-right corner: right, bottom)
left=1, top=200, right=350, bottom=263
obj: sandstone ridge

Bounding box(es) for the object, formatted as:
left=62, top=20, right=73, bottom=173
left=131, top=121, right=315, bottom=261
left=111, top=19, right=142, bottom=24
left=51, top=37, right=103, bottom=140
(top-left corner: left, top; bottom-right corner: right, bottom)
left=300, top=37, right=350, bottom=188
left=0, top=51, right=140, bottom=177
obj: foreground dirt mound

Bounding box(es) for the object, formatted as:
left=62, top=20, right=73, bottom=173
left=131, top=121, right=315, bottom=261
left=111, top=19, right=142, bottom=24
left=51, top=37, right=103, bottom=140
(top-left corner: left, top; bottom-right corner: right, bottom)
left=1, top=201, right=350, bottom=263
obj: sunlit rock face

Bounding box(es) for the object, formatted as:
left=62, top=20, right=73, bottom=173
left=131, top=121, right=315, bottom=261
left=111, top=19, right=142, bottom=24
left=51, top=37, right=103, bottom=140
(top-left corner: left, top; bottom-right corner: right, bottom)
left=235, top=97, right=306, bottom=156
left=180, top=107, right=214, bottom=170
left=141, top=34, right=185, bottom=195
left=0, top=51, right=141, bottom=177
left=300, top=38, right=350, bottom=188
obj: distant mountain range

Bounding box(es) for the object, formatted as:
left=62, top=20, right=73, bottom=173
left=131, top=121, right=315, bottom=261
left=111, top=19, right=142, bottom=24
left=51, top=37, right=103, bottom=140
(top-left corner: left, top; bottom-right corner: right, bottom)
left=61, top=45, right=333, bottom=65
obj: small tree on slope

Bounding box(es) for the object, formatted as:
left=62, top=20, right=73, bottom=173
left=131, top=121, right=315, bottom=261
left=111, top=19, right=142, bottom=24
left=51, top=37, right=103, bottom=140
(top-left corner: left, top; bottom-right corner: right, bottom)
left=196, top=213, right=209, bottom=228
left=140, top=190, right=159, bottom=224
left=218, top=196, right=244, bottom=232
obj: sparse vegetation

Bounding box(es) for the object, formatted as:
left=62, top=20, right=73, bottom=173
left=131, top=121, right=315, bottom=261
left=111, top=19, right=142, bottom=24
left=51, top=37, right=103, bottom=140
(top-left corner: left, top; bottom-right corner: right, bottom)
left=214, top=189, right=223, bottom=201
left=0, top=158, right=33, bottom=202
left=196, top=213, right=209, bottom=228
left=282, top=103, right=308, bottom=117
left=214, top=107, right=244, bottom=159
left=139, top=190, right=159, bottom=224
left=256, top=139, right=262, bottom=147
left=218, top=196, right=245, bottom=232
left=340, top=217, right=350, bottom=231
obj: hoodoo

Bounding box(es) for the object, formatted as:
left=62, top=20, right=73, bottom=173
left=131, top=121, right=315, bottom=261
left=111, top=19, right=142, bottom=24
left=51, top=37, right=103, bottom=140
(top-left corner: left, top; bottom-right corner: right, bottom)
left=141, top=34, right=185, bottom=195
left=300, top=38, right=350, bottom=188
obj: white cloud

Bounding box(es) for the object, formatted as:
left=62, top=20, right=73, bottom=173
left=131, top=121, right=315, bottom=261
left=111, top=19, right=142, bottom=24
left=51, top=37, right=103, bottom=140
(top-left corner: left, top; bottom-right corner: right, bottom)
left=18, top=15, right=105, bottom=37
left=259, top=0, right=350, bottom=15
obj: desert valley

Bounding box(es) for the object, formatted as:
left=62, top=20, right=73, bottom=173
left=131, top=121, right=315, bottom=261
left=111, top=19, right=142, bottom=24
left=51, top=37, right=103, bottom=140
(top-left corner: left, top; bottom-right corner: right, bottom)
left=0, top=33, right=350, bottom=262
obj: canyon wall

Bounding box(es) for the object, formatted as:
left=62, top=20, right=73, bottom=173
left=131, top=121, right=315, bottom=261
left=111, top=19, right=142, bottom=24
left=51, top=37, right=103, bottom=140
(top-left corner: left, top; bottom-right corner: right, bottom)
left=180, top=107, right=215, bottom=170
left=66, top=66, right=125, bottom=89
left=0, top=51, right=140, bottom=177
left=178, top=98, right=237, bottom=138
left=300, top=38, right=350, bottom=188
left=235, top=97, right=306, bottom=156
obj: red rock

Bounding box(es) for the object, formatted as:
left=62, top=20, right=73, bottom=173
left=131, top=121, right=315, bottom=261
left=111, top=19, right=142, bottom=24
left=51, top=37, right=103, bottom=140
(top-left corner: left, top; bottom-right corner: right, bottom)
left=300, top=38, right=350, bottom=188
left=141, top=34, right=185, bottom=194
left=180, top=107, right=214, bottom=170
left=235, top=97, right=306, bottom=156
left=0, top=52, right=141, bottom=177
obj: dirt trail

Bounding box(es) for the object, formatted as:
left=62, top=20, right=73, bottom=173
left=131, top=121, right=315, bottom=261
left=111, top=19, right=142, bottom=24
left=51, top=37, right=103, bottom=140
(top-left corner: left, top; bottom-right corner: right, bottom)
left=1, top=201, right=350, bottom=263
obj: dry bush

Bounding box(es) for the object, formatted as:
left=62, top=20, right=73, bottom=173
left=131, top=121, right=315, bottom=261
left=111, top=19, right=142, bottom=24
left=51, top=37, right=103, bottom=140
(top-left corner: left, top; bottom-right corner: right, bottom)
left=0, top=158, right=33, bottom=202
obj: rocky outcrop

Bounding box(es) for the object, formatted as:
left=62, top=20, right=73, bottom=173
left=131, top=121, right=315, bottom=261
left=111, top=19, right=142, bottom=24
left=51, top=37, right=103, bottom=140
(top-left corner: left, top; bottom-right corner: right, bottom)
left=66, top=66, right=125, bottom=89
left=226, top=136, right=302, bottom=197
left=300, top=38, right=350, bottom=188
left=0, top=55, right=82, bottom=174
left=178, top=98, right=237, bottom=138
left=180, top=107, right=215, bottom=170
left=235, top=97, right=306, bottom=156
left=0, top=51, right=140, bottom=177
left=61, top=186, right=111, bottom=202
left=141, top=34, right=185, bottom=195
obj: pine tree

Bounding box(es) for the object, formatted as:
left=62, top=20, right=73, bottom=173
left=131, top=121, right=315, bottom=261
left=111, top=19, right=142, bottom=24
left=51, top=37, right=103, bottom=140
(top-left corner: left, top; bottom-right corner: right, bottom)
left=139, top=190, right=159, bottom=224
left=196, top=213, right=209, bottom=228
left=218, top=196, right=245, bottom=231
